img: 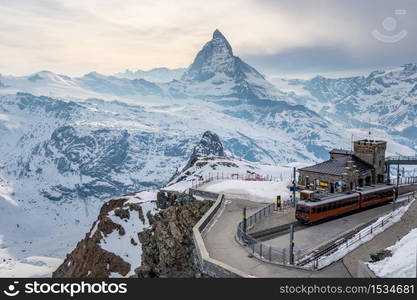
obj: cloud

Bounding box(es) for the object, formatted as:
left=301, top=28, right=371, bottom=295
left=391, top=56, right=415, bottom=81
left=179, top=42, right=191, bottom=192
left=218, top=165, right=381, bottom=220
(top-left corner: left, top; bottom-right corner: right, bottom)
left=0, top=0, right=416, bottom=76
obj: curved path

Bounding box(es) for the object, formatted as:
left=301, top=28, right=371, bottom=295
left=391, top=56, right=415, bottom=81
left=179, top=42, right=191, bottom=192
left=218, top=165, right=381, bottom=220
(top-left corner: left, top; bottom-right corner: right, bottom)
left=203, top=196, right=351, bottom=277
left=202, top=184, right=417, bottom=277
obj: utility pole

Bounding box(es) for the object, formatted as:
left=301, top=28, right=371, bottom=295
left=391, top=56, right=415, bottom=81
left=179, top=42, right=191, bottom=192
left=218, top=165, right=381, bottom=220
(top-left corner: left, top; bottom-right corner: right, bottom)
left=397, top=164, right=400, bottom=186
left=292, top=167, right=296, bottom=207
left=242, top=207, right=247, bottom=233
left=289, top=224, right=295, bottom=265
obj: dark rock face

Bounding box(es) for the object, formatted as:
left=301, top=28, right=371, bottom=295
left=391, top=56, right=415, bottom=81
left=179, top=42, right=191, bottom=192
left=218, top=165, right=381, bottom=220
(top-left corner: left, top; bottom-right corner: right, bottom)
left=191, top=131, right=225, bottom=158
left=183, top=131, right=225, bottom=171
left=135, top=200, right=213, bottom=278
left=369, top=249, right=392, bottom=263
left=156, top=190, right=195, bottom=209
left=52, top=198, right=133, bottom=278
left=52, top=189, right=210, bottom=278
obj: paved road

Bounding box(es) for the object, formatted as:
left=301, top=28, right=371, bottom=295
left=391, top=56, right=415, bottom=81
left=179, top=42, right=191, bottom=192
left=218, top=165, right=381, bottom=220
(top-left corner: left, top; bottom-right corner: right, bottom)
left=203, top=196, right=351, bottom=277
left=202, top=184, right=417, bottom=277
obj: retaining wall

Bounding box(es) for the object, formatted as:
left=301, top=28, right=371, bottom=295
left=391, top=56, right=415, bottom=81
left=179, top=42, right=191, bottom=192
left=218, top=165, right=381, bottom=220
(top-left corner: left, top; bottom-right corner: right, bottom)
left=192, top=192, right=248, bottom=278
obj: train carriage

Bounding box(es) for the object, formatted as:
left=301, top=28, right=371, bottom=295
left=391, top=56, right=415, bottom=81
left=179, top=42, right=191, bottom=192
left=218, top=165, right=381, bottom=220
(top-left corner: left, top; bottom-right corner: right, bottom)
left=295, top=185, right=396, bottom=224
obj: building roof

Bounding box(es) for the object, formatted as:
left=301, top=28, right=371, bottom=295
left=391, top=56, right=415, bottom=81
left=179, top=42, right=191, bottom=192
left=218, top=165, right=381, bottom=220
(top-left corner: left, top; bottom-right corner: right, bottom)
left=329, top=149, right=353, bottom=155
left=299, top=155, right=374, bottom=176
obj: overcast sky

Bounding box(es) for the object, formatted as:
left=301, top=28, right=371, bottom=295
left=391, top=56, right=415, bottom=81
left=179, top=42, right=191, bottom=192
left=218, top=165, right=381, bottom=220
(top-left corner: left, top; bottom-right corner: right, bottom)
left=1, top=0, right=416, bottom=77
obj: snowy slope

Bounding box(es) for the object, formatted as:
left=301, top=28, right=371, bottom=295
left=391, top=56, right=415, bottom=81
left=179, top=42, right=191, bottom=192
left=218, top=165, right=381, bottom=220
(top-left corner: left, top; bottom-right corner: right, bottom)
left=114, top=67, right=185, bottom=83
left=368, top=227, right=417, bottom=277
left=282, top=65, right=417, bottom=150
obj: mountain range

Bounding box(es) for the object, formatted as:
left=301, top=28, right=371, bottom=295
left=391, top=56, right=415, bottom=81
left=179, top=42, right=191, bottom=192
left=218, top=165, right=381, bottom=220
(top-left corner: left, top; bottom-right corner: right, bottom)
left=0, top=29, right=416, bottom=277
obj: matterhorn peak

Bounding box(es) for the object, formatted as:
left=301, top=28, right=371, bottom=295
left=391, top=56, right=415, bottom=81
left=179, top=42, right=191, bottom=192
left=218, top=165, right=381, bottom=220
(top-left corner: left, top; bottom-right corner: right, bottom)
left=180, top=29, right=273, bottom=100
left=181, top=29, right=235, bottom=82
left=213, top=28, right=222, bottom=37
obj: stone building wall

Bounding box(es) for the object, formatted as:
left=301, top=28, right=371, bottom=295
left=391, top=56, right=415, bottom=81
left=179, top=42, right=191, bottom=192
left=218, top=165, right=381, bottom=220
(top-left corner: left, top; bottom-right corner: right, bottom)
left=353, top=140, right=387, bottom=182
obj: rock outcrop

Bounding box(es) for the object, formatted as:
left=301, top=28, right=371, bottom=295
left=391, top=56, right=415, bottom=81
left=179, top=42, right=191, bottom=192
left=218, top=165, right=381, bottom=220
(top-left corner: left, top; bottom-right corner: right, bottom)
left=135, top=200, right=213, bottom=278
left=177, top=130, right=226, bottom=176
left=52, top=192, right=156, bottom=278
left=52, top=189, right=212, bottom=278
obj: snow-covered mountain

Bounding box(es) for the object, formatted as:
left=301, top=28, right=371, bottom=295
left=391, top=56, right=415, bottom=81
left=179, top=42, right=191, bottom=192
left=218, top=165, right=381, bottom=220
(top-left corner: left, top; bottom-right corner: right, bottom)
left=0, top=71, right=165, bottom=100
left=51, top=133, right=294, bottom=278
left=1, top=29, right=416, bottom=277
left=166, top=29, right=284, bottom=101
left=114, top=67, right=185, bottom=83
left=283, top=64, right=417, bottom=150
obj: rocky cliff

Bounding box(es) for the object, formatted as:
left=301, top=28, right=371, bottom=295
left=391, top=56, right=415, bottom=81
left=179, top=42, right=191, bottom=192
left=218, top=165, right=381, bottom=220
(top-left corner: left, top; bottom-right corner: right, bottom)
left=52, top=191, right=157, bottom=278
left=135, top=198, right=213, bottom=278
left=52, top=189, right=212, bottom=278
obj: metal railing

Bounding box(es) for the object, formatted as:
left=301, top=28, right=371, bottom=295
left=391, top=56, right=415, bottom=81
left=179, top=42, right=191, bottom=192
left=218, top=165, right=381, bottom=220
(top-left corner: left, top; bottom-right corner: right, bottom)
left=191, top=172, right=291, bottom=189
left=386, top=156, right=417, bottom=162
left=236, top=203, right=307, bottom=266
left=388, top=176, right=417, bottom=186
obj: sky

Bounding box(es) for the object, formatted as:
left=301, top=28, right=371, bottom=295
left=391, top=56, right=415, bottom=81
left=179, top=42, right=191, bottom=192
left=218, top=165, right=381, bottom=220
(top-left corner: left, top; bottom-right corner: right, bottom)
left=1, top=0, right=417, bottom=78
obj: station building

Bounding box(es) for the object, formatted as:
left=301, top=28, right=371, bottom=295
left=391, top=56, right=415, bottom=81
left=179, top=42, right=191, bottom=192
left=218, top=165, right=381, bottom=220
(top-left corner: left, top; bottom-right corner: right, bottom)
left=298, top=139, right=387, bottom=193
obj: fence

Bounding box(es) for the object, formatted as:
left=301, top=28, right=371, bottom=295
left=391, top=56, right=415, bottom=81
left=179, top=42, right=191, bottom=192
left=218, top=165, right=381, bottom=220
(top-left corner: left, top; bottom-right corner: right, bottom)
left=235, top=203, right=306, bottom=267
left=191, top=172, right=290, bottom=189
left=388, top=176, right=417, bottom=186
left=386, top=156, right=417, bottom=161
left=300, top=194, right=416, bottom=269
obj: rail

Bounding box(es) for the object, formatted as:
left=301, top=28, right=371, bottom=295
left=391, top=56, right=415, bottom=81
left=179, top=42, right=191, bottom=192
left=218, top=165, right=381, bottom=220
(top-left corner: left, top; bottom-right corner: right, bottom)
left=388, top=176, right=417, bottom=186
left=386, top=156, right=417, bottom=162
left=191, top=172, right=290, bottom=189
left=236, top=203, right=308, bottom=267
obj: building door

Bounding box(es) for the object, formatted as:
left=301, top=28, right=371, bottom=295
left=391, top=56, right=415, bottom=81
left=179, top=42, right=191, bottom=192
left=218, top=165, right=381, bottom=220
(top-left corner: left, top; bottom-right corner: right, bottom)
left=377, top=174, right=384, bottom=183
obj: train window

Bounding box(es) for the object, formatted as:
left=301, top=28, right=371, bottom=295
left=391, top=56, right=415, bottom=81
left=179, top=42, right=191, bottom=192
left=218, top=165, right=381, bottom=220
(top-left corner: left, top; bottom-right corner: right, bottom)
left=296, top=206, right=306, bottom=212
left=296, top=206, right=311, bottom=213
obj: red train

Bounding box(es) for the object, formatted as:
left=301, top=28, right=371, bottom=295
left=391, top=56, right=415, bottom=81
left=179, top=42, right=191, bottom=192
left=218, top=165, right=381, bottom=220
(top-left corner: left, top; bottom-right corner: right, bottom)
left=295, top=185, right=397, bottom=224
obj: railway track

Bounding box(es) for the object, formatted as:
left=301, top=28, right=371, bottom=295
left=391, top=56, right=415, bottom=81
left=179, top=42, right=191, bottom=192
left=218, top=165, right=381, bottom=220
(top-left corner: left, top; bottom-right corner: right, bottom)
left=249, top=221, right=308, bottom=241
left=296, top=194, right=413, bottom=267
